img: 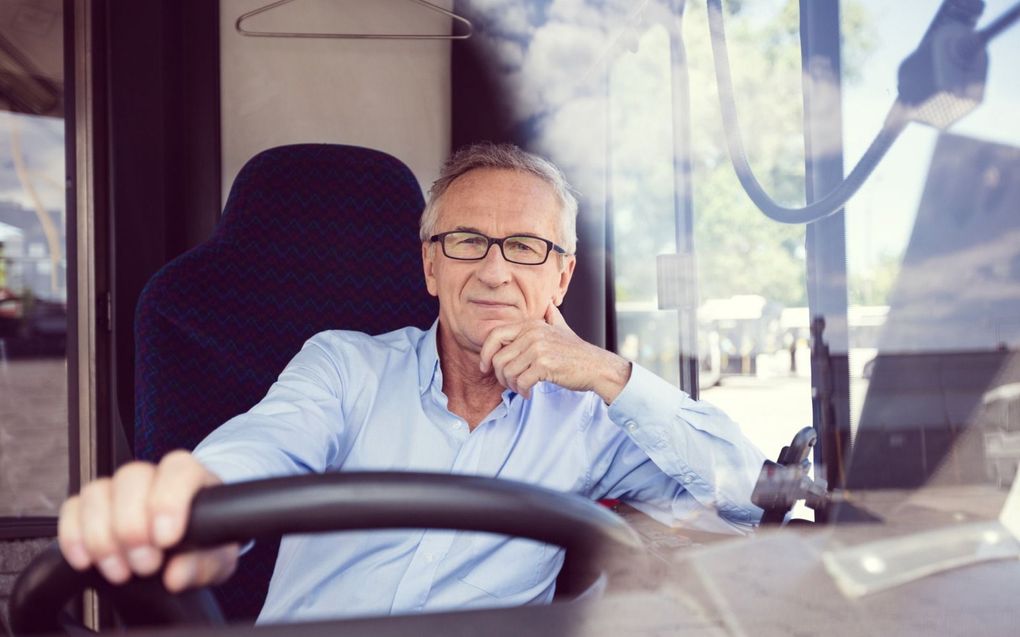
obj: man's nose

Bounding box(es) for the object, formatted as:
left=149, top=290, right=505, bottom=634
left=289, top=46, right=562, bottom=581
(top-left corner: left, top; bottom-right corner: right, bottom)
left=475, top=243, right=512, bottom=286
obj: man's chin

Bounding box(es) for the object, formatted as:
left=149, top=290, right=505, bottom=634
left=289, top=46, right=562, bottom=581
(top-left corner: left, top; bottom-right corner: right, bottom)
left=475, top=317, right=509, bottom=334
left=469, top=318, right=515, bottom=345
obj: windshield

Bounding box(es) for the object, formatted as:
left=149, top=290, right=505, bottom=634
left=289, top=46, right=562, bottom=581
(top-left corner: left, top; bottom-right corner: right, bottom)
left=454, top=0, right=1020, bottom=518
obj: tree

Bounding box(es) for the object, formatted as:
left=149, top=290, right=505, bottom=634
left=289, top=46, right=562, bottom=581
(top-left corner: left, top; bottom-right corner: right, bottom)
left=609, top=0, right=875, bottom=309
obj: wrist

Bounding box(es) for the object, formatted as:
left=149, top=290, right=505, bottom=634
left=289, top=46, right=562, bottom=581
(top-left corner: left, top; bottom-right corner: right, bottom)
left=595, top=352, right=632, bottom=404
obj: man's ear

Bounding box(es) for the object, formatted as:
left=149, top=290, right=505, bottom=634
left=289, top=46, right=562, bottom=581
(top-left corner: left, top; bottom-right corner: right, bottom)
left=422, top=242, right=439, bottom=297
left=554, top=255, right=576, bottom=305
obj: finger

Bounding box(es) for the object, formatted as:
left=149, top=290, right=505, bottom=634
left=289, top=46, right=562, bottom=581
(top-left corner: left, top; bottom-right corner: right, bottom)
left=200, top=544, right=241, bottom=586
left=479, top=323, right=524, bottom=373
left=495, top=346, right=538, bottom=394
left=516, top=367, right=545, bottom=399
left=111, top=462, right=162, bottom=576
left=163, top=553, right=199, bottom=593
left=58, top=497, right=91, bottom=571
left=490, top=341, right=519, bottom=388
left=489, top=329, right=540, bottom=389
left=163, top=544, right=240, bottom=593
left=148, top=451, right=220, bottom=549
left=78, top=478, right=131, bottom=584
left=544, top=302, right=569, bottom=328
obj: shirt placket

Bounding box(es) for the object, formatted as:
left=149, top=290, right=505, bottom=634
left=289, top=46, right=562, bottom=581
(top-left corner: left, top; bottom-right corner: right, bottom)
left=389, top=390, right=520, bottom=613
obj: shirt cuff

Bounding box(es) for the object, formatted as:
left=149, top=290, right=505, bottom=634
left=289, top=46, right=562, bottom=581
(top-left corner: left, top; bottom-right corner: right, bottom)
left=608, top=362, right=742, bottom=442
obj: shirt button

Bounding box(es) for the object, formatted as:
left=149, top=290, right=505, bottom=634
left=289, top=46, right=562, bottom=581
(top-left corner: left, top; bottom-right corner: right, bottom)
left=625, top=421, right=638, bottom=433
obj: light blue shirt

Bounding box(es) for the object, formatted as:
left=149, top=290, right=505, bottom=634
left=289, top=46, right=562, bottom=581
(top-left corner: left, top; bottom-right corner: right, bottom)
left=193, top=321, right=766, bottom=623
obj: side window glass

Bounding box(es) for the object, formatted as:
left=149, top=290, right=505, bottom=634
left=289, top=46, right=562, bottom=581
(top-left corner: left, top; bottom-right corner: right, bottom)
left=0, top=1, right=68, bottom=518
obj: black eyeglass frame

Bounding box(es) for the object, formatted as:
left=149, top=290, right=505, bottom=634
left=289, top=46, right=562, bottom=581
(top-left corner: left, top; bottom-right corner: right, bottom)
left=429, top=231, right=568, bottom=266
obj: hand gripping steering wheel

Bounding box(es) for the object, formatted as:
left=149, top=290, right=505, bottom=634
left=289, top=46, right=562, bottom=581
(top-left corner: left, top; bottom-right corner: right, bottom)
left=8, top=472, right=641, bottom=634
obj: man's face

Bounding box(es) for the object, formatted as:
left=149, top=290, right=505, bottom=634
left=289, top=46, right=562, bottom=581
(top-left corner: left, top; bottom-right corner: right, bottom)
left=422, top=168, right=576, bottom=353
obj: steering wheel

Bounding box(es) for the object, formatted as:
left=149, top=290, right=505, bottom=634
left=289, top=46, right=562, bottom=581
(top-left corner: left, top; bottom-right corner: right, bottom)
left=7, top=472, right=641, bottom=635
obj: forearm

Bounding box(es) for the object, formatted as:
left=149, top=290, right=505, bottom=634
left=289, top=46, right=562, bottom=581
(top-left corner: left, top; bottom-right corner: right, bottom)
left=604, top=364, right=767, bottom=523
left=591, top=350, right=633, bottom=404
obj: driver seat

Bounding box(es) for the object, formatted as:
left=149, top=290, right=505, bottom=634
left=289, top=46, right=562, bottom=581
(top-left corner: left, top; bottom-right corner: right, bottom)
left=133, top=144, right=437, bottom=621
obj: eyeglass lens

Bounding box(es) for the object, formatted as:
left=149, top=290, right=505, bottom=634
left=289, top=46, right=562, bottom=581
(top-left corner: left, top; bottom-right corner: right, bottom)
left=442, top=232, right=549, bottom=264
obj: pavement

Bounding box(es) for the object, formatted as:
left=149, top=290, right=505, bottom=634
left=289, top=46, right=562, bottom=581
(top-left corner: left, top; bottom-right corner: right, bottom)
left=701, top=373, right=815, bottom=462
left=0, top=357, right=68, bottom=517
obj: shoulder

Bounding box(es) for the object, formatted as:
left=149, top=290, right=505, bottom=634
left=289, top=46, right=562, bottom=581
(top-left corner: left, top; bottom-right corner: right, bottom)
left=304, top=325, right=426, bottom=360
left=281, top=326, right=428, bottom=390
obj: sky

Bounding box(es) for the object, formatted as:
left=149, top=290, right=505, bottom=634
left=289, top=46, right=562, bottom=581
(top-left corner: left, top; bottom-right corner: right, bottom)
left=841, top=0, right=1020, bottom=272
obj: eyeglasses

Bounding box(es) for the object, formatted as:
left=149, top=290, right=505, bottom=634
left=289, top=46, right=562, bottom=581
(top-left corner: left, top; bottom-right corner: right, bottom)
left=429, top=231, right=567, bottom=266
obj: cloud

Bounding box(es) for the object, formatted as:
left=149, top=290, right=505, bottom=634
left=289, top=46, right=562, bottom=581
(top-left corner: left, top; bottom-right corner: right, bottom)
left=516, top=21, right=607, bottom=116
left=468, top=0, right=653, bottom=125
left=462, top=0, right=666, bottom=198
left=471, top=0, right=535, bottom=39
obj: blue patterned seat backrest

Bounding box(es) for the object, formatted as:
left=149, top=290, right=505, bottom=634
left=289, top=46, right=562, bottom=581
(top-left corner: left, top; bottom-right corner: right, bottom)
left=134, top=144, right=437, bottom=621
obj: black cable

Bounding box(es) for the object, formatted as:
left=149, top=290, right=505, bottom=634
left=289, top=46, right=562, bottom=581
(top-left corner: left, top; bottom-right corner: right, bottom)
left=960, top=0, right=1020, bottom=57
left=707, top=0, right=1020, bottom=225
left=705, top=0, right=909, bottom=225
left=977, top=0, right=1020, bottom=44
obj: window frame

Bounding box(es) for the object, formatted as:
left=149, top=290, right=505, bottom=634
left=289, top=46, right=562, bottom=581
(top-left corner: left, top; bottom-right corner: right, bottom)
left=0, top=0, right=79, bottom=537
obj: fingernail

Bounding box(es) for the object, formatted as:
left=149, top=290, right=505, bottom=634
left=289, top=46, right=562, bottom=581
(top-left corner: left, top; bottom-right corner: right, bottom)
left=98, top=555, right=130, bottom=584
left=127, top=546, right=161, bottom=575
left=153, top=514, right=177, bottom=546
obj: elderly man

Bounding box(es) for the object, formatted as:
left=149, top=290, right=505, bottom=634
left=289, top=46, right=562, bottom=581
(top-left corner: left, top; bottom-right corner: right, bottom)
left=58, top=143, right=766, bottom=622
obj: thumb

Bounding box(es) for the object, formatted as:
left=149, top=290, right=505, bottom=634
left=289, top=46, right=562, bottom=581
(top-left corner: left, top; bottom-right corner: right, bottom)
left=545, top=301, right=568, bottom=328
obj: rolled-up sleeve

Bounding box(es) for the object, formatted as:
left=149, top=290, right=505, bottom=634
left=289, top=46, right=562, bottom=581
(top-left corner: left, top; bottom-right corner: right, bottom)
left=589, top=363, right=766, bottom=532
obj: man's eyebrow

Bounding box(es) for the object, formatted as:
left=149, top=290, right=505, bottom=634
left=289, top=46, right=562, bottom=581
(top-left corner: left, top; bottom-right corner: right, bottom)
left=452, top=225, right=484, bottom=234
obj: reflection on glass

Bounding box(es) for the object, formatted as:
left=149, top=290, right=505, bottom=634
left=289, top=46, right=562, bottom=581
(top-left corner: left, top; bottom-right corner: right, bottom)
left=609, top=25, right=681, bottom=386
left=843, top=0, right=1020, bottom=494
left=683, top=0, right=815, bottom=461
left=848, top=134, right=1020, bottom=490
left=0, top=0, right=67, bottom=517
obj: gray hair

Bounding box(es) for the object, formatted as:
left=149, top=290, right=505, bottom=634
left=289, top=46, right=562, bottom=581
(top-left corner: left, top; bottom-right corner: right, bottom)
left=420, top=142, right=579, bottom=254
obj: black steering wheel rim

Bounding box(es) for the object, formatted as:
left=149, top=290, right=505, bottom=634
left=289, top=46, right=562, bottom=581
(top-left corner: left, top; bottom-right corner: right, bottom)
left=8, top=472, right=641, bottom=635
